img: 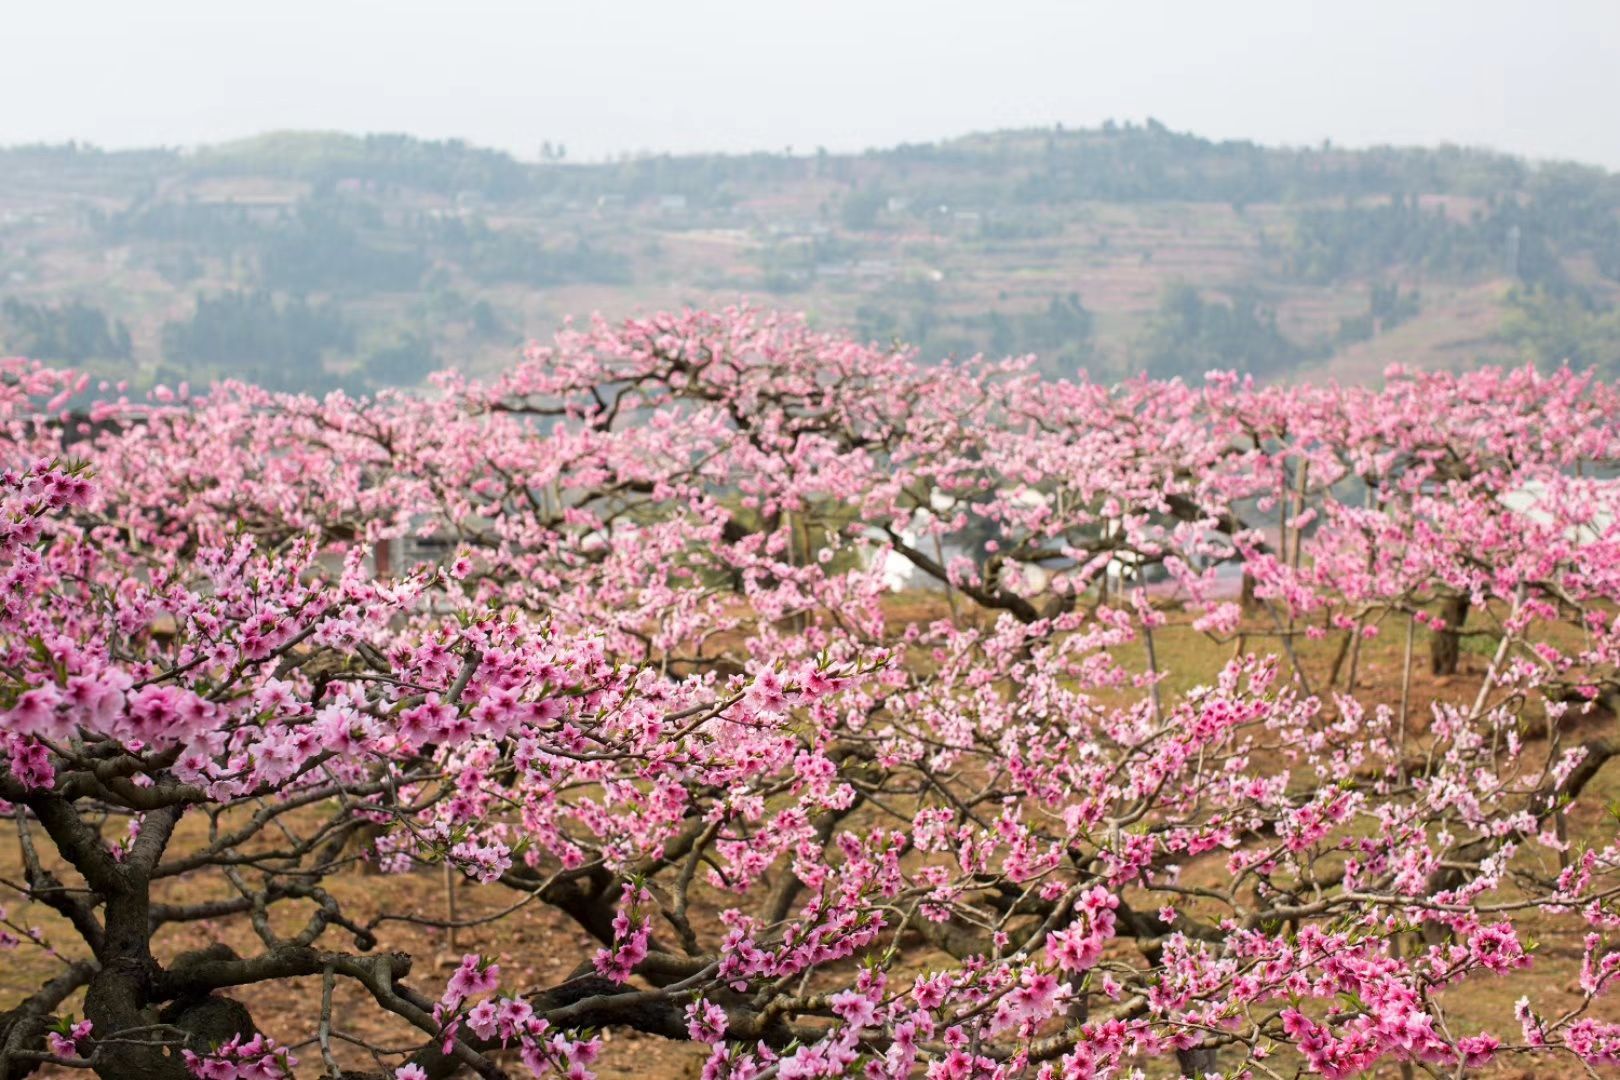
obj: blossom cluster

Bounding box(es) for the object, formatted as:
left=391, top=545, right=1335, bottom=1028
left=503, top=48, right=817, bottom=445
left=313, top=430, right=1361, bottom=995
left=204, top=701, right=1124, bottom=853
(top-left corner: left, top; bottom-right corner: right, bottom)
left=4, top=315, right=1620, bottom=1079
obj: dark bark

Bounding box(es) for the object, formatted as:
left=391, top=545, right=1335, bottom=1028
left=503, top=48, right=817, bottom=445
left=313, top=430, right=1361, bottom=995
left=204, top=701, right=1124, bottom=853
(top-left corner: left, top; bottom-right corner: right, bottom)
left=1176, top=1044, right=1219, bottom=1076
left=22, top=799, right=202, bottom=1079
left=156, top=995, right=259, bottom=1059
left=0, top=961, right=97, bottom=1080
left=1430, top=594, right=1470, bottom=677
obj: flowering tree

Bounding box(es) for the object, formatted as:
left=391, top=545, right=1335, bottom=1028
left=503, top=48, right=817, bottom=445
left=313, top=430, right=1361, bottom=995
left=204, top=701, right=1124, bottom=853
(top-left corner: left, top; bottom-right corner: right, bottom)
left=6, top=311, right=1620, bottom=1079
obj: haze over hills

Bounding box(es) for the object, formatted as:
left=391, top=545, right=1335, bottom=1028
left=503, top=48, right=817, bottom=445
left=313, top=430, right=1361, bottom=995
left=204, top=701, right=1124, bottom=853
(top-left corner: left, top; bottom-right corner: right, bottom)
left=3, top=121, right=1618, bottom=394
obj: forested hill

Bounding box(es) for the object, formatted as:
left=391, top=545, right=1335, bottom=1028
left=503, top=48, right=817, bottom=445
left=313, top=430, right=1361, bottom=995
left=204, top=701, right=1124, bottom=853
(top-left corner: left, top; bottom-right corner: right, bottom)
left=3, top=121, right=1618, bottom=393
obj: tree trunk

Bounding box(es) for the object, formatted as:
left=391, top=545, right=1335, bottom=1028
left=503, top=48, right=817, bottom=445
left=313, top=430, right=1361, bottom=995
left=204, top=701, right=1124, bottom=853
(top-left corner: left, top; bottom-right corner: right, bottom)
left=1430, top=594, right=1470, bottom=677
left=83, top=895, right=184, bottom=1080
left=1176, top=1043, right=1218, bottom=1076
left=26, top=800, right=246, bottom=1080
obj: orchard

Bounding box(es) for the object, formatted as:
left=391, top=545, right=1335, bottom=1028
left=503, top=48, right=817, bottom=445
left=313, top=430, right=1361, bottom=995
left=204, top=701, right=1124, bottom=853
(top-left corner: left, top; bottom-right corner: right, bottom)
left=6, top=307, right=1620, bottom=1078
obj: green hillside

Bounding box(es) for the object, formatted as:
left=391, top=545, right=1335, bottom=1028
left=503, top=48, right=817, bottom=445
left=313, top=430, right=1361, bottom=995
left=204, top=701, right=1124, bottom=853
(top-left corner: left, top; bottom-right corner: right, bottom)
left=3, top=121, right=1618, bottom=391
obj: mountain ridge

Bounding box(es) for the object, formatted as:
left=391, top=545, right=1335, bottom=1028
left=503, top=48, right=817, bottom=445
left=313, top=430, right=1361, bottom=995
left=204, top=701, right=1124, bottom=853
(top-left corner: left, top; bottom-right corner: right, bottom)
left=2, top=121, right=1616, bottom=391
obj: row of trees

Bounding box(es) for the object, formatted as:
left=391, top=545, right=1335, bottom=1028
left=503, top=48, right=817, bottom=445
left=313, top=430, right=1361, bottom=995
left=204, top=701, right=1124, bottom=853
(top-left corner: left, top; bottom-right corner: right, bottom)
left=1503, top=286, right=1620, bottom=377
left=1135, top=284, right=1303, bottom=380
left=191, top=133, right=534, bottom=201
left=5, top=310, right=1620, bottom=1077
left=93, top=197, right=631, bottom=298
left=850, top=278, right=1429, bottom=380
left=1282, top=192, right=1601, bottom=291
left=6, top=285, right=503, bottom=396
left=898, top=121, right=1543, bottom=207
left=0, top=300, right=131, bottom=364
left=13, top=123, right=1611, bottom=212
left=158, top=290, right=354, bottom=393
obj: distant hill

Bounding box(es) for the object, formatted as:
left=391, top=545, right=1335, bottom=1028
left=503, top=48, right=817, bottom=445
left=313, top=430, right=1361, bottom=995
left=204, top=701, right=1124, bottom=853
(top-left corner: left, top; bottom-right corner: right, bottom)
left=2, top=121, right=1618, bottom=392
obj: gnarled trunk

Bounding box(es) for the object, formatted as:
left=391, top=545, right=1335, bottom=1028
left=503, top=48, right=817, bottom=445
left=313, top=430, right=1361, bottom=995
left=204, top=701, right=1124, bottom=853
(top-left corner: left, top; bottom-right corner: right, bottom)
left=1430, top=594, right=1470, bottom=677
left=1177, top=1043, right=1219, bottom=1076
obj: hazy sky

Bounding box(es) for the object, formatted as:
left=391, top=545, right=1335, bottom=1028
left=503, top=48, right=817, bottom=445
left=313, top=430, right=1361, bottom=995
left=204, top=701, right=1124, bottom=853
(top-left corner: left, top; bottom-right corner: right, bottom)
left=8, top=1, right=1619, bottom=167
